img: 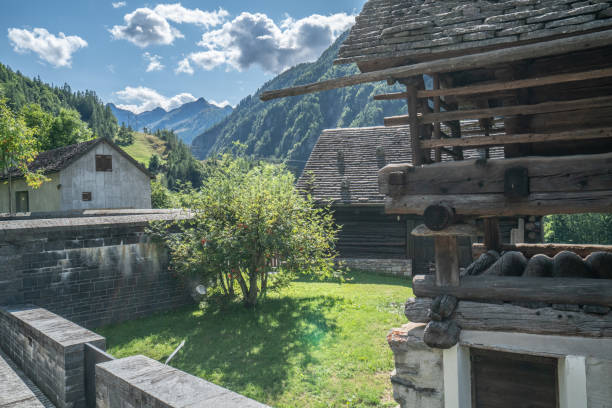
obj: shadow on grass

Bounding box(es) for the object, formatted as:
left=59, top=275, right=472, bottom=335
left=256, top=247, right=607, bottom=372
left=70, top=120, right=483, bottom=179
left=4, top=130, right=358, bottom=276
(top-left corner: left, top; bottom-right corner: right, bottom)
left=100, top=295, right=341, bottom=400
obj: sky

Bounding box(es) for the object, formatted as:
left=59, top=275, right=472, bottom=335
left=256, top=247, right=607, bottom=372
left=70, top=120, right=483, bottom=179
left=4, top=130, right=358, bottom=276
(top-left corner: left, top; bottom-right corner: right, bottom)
left=0, top=0, right=366, bottom=113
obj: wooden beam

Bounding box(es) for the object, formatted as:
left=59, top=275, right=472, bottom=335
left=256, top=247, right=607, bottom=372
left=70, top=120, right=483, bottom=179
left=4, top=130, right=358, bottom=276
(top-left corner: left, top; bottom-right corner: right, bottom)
left=385, top=190, right=612, bottom=216
left=484, top=218, right=501, bottom=252
left=259, top=30, right=612, bottom=101
left=434, top=236, right=460, bottom=287
left=418, top=67, right=612, bottom=98
left=407, top=85, right=423, bottom=166
left=385, top=95, right=612, bottom=125
left=412, top=223, right=482, bottom=237
left=378, top=152, right=612, bottom=196
left=420, top=127, right=612, bottom=149
left=373, top=92, right=407, bottom=100
left=432, top=73, right=442, bottom=162
left=412, top=274, right=612, bottom=307
left=405, top=297, right=612, bottom=338
left=472, top=243, right=612, bottom=260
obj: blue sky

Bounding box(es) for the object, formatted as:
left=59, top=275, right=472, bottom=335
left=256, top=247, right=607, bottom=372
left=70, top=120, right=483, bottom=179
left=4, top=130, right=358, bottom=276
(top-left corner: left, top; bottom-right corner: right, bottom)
left=1, top=0, right=365, bottom=113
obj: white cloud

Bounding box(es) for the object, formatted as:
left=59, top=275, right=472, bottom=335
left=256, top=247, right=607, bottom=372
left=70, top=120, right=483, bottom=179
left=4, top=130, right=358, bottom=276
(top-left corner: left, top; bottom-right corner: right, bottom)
left=112, top=1, right=126, bottom=8
left=143, top=52, right=164, bottom=72
left=154, top=4, right=228, bottom=27
left=186, top=12, right=354, bottom=73
left=115, top=86, right=197, bottom=114
left=110, top=7, right=183, bottom=47
left=110, top=4, right=228, bottom=48
left=7, top=27, right=87, bottom=68
left=209, top=99, right=232, bottom=108
left=175, top=57, right=194, bottom=75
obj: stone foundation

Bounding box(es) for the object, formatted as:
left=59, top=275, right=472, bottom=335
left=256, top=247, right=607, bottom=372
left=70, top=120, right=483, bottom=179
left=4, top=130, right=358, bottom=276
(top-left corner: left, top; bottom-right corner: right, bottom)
left=340, top=258, right=412, bottom=277
left=387, top=323, right=444, bottom=408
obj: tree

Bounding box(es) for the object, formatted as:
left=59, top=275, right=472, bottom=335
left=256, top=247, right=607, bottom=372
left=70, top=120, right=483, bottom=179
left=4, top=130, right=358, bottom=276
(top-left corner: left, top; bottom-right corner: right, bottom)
left=47, top=108, right=93, bottom=149
left=148, top=154, right=162, bottom=174
left=151, top=155, right=341, bottom=307
left=0, top=99, right=48, bottom=213
left=544, top=213, right=612, bottom=245
left=116, top=123, right=134, bottom=146
left=150, top=179, right=174, bottom=209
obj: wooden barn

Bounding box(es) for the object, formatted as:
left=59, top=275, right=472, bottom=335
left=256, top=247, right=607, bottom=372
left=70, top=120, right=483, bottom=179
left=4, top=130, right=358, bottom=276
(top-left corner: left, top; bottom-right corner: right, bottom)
left=263, top=0, right=612, bottom=407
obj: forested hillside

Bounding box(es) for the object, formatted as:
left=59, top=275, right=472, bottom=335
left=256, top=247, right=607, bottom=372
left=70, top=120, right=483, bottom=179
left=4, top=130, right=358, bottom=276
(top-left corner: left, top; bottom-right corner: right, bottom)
left=0, top=62, right=117, bottom=141
left=191, top=32, right=407, bottom=171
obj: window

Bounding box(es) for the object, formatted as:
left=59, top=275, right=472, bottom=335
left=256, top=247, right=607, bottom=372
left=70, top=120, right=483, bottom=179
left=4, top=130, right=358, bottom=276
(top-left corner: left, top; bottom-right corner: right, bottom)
left=96, top=155, right=112, bottom=172
left=82, top=192, right=92, bottom=201
left=15, top=191, right=29, bottom=212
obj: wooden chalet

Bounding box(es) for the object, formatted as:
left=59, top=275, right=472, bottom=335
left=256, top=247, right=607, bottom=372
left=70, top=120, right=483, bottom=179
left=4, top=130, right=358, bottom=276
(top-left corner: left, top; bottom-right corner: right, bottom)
left=263, top=1, right=612, bottom=407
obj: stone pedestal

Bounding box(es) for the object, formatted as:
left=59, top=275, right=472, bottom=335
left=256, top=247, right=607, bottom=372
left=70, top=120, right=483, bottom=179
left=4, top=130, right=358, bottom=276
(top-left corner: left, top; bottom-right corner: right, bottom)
left=387, top=322, right=444, bottom=408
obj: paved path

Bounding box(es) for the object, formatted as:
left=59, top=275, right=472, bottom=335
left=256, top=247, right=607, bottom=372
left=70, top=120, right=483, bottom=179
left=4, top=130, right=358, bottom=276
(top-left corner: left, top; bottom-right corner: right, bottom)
left=0, top=348, right=55, bottom=408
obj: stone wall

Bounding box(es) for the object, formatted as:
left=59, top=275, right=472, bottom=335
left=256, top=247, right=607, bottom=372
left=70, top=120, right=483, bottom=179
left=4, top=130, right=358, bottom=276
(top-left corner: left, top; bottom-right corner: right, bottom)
left=340, top=258, right=412, bottom=277
left=387, top=323, right=444, bottom=408
left=96, top=355, right=269, bottom=408
left=0, top=212, right=191, bottom=328
left=0, top=305, right=105, bottom=408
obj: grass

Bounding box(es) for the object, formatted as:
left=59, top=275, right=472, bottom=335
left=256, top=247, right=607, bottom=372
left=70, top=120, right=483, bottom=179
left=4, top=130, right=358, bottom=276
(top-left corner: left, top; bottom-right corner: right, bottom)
left=121, top=131, right=167, bottom=166
left=97, top=271, right=413, bottom=408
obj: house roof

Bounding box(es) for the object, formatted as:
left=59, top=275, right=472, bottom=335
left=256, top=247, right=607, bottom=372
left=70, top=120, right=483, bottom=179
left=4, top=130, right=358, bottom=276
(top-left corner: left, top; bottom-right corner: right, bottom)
left=2, top=138, right=153, bottom=180
left=336, top=0, right=612, bottom=67
left=296, top=126, right=504, bottom=206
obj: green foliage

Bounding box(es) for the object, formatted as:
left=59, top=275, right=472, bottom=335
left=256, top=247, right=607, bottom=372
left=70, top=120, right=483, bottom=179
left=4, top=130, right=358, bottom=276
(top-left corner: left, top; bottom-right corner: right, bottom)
left=150, top=178, right=175, bottom=209
left=154, top=129, right=205, bottom=190
left=21, top=103, right=93, bottom=150
left=0, top=99, right=49, bottom=212
left=148, top=154, right=162, bottom=174
left=192, top=32, right=407, bottom=173
left=0, top=62, right=117, bottom=142
left=151, top=155, right=341, bottom=306
left=544, top=213, right=612, bottom=245
left=116, top=123, right=135, bottom=146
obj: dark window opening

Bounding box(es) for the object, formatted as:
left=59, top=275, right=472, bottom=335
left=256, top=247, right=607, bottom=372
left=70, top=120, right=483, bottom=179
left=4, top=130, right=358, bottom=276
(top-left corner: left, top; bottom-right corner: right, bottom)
left=96, top=155, right=113, bottom=172
left=471, top=348, right=558, bottom=408
left=82, top=192, right=92, bottom=201
left=16, top=191, right=29, bottom=212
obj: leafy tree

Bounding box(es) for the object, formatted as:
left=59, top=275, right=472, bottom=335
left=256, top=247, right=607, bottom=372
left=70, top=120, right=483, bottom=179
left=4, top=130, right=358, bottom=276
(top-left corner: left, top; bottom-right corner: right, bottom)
left=0, top=99, right=49, bottom=213
left=150, top=179, right=175, bottom=209
left=151, top=155, right=340, bottom=307
left=47, top=108, right=93, bottom=149
left=544, top=213, right=612, bottom=245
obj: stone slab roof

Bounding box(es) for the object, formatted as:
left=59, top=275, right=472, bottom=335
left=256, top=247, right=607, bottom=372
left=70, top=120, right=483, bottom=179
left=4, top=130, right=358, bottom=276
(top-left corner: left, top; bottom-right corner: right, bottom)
left=337, top=0, right=612, bottom=66
left=2, top=138, right=152, bottom=180
left=297, top=126, right=503, bottom=206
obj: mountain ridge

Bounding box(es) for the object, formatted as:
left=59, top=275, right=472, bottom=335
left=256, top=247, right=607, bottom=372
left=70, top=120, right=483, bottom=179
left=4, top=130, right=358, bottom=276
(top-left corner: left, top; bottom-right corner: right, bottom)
left=109, top=97, right=233, bottom=145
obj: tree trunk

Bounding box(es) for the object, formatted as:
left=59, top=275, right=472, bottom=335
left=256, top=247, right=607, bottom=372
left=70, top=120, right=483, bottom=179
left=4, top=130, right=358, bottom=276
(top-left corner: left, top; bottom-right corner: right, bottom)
left=245, top=269, right=259, bottom=307
left=8, top=171, right=12, bottom=215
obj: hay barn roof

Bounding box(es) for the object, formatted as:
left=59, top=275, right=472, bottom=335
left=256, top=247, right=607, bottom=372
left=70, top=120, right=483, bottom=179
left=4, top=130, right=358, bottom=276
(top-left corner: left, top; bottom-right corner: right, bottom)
left=297, top=126, right=503, bottom=206
left=336, top=0, right=612, bottom=67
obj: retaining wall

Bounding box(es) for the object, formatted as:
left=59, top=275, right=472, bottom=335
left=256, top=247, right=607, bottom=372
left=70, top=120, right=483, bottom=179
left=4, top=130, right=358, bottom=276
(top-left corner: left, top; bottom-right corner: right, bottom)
left=0, top=212, right=191, bottom=328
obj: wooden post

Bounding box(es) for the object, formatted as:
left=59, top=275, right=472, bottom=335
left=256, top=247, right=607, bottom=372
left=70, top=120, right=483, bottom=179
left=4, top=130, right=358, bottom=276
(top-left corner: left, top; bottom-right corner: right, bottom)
left=434, top=236, right=460, bottom=286
left=483, top=218, right=501, bottom=252
left=433, top=74, right=442, bottom=162
left=407, top=84, right=423, bottom=166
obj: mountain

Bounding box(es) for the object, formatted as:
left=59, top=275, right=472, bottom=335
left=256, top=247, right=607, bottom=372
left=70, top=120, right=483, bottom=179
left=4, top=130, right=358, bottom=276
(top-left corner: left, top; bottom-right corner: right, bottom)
left=109, top=98, right=233, bottom=144
left=0, top=62, right=117, bottom=140
left=190, top=31, right=407, bottom=172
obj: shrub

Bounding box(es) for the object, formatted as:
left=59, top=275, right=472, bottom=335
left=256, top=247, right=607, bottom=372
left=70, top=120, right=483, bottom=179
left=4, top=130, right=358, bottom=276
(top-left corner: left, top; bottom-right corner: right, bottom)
left=151, top=155, right=341, bottom=307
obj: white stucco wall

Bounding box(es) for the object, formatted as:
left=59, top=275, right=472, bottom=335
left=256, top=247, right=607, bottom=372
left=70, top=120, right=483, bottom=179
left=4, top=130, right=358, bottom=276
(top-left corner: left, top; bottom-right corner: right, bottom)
left=59, top=142, right=151, bottom=210
left=0, top=172, right=62, bottom=213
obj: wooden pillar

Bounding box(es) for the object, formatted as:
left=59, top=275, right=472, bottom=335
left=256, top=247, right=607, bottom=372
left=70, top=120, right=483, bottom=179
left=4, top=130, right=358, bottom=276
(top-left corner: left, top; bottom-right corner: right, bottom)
left=434, top=236, right=460, bottom=286
left=484, top=218, right=501, bottom=252
left=407, top=84, right=423, bottom=165
left=433, top=74, right=442, bottom=162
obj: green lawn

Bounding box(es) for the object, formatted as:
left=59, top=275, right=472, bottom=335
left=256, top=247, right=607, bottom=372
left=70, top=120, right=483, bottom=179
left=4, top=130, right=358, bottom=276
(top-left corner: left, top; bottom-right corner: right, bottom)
left=97, top=271, right=412, bottom=408
left=121, top=131, right=167, bottom=166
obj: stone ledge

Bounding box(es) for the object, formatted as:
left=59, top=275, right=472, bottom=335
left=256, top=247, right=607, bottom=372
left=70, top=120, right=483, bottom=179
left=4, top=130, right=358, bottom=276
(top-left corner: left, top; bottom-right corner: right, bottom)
left=96, top=355, right=269, bottom=408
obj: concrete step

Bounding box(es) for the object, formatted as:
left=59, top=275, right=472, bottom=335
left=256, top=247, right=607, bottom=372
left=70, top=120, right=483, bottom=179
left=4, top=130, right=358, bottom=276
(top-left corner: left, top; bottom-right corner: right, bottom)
left=0, top=349, right=54, bottom=408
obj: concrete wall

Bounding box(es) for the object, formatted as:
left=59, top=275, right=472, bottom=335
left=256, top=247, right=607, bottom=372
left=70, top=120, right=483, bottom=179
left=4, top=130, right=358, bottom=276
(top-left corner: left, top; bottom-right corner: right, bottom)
left=96, top=355, right=269, bottom=408
left=59, top=142, right=151, bottom=210
left=0, top=305, right=105, bottom=408
left=0, top=213, right=191, bottom=328
left=0, top=172, right=61, bottom=213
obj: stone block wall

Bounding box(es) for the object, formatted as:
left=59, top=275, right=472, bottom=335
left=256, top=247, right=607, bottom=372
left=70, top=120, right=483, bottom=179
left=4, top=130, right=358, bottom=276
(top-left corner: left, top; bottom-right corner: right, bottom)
left=340, top=258, right=412, bottom=277
left=0, top=213, right=191, bottom=328
left=0, top=305, right=105, bottom=408
left=96, top=355, right=270, bottom=408
left=387, top=323, right=444, bottom=408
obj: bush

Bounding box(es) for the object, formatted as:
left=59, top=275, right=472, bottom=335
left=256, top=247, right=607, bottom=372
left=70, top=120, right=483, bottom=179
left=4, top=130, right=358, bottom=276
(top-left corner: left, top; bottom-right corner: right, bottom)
left=150, top=155, right=341, bottom=307
left=544, top=213, right=612, bottom=244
